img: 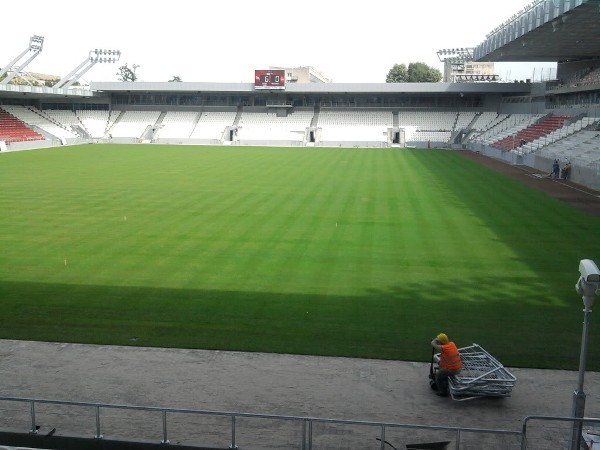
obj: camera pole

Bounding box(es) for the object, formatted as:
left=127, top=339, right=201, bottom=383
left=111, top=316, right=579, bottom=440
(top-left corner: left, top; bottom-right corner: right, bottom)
left=569, top=304, right=592, bottom=450
left=569, top=260, right=599, bottom=450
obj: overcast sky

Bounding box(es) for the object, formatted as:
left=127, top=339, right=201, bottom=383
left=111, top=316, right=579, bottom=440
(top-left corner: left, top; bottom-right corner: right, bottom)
left=1, top=0, right=557, bottom=84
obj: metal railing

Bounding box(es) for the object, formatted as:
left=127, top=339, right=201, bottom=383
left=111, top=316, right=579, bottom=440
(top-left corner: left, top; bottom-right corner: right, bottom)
left=521, top=415, right=600, bottom=450
left=1, top=396, right=598, bottom=449
left=0, top=395, right=523, bottom=449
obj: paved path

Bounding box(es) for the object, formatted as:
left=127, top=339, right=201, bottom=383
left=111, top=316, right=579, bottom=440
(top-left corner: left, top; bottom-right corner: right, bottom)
left=0, top=340, right=598, bottom=449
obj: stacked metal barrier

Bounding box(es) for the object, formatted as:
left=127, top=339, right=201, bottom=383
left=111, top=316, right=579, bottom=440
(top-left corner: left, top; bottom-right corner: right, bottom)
left=434, top=343, right=517, bottom=401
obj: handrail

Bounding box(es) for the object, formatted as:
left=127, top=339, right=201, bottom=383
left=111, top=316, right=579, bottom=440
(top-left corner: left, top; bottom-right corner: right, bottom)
left=521, top=415, right=600, bottom=450
left=5, top=395, right=600, bottom=449
left=0, top=395, right=521, bottom=450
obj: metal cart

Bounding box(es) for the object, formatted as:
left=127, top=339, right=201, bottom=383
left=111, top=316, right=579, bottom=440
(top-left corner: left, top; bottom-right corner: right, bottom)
left=434, top=343, right=517, bottom=401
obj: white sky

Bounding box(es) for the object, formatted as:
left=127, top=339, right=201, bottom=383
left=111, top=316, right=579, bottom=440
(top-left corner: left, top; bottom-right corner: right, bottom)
left=1, top=0, right=557, bottom=84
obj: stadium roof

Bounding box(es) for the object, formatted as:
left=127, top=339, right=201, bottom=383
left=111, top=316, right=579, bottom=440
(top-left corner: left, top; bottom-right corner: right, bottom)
left=474, top=0, right=600, bottom=62
left=90, top=81, right=532, bottom=95
left=0, top=83, right=93, bottom=99
left=0, top=80, right=535, bottom=101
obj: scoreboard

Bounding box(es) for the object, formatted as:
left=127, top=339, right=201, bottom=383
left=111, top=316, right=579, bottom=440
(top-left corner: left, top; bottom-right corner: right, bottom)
left=254, top=69, right=285, bottom=90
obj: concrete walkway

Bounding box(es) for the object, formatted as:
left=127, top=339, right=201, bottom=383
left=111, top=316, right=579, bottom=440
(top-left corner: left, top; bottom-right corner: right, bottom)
left=0, top=340, right=598, bottom=449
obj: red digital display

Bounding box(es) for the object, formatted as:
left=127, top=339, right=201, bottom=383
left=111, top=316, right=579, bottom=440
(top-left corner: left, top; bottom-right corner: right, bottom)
left=254, top=69, right=285, bottom=90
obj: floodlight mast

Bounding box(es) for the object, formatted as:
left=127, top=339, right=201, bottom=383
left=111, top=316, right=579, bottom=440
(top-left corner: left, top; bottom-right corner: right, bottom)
left=0, top=35, right=44, bottom=84
left=436, top=47, right=474, bottom=63
left=54, top=49, right=121, bottom=89
left=436, top=47, right=500, bottom=83
left=436, top=48, right=475, bottom=83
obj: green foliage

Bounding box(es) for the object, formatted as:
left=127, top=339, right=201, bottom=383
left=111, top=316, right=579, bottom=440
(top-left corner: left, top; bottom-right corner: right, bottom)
left=0, top=145, right=598, bottom=369
left=116, top=63, right=140, bottom=82
left=386, top=64, right=408, bottom=82
left=386, top=62, right=442, bottom=82
left=3, top=77, right=42, bottom=86
left=408, top=62, right=442, bottom=82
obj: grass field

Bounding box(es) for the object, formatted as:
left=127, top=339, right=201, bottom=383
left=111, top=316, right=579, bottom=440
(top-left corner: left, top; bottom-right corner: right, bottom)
left=1, top=144, right=598, bottom=370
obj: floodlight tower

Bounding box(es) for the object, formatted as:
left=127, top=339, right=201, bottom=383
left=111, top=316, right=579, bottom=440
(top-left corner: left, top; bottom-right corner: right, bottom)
left=54, top=49, right=121, bottom=89
left=436, top=48, right=475, bottom=83
left=436, top=47, right=475, bottom=63
left=437, top=48, right=499, bottom=83
left=0, top=35, right=44, bottom=84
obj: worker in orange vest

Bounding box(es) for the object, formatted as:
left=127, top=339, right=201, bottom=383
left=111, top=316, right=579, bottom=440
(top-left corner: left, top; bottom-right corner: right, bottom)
left=431, top=333, right=462, bottom=397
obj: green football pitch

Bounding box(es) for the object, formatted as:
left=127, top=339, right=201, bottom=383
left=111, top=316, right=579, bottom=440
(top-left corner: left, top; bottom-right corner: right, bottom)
left=1, top=144, right=598, bottom=370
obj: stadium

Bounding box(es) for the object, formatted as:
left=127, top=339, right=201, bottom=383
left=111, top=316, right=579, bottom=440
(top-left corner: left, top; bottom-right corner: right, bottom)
left=0, top=0, right=599, bottom=449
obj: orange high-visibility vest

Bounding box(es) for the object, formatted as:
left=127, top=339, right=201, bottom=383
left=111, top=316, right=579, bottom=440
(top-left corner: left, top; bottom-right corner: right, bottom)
left=440, top=342, right=462, bottom=370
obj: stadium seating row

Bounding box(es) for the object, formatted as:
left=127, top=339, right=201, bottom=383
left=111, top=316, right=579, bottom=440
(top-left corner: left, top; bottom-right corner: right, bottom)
left=1, top=105, right=77, bottom=141
left=0, top=108, right=45, bottom=143
left=0, top=107, right=502, bottom=144
left=490, top=115, right=570, bottom=151
left=526, top=126, right=600, bottom=166
left=517, top=117, right=597, bottom=154
left=1, top=106, right=598, bottom=168
left=237, top=111, right=313, bottom=142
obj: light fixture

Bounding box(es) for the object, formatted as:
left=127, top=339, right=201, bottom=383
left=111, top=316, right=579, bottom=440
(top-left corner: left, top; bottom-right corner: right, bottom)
left=55, top=48, right=122, bottom=89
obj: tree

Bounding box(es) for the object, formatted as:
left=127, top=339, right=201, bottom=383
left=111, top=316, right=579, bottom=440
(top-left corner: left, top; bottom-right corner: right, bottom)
left=386, top=62, right=442, bottom=83
left=407, top=62, right=442, bottom=82
left=386, top=64, right=408, bottom=83
left=116, top=63, right=140, bottom=82
left=45, top=79, right=59, bottom=87
left=168, top=76, right=182, bottom=82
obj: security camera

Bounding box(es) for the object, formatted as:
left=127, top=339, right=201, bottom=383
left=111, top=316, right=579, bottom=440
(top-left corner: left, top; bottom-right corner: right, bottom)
left=576, top=260, right=600, bottom=310
left=579, top=259, right=600, bottom=283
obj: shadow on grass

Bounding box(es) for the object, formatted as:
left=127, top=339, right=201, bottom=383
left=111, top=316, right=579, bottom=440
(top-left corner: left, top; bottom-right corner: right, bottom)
left=1, top=278, right=596, bottom=371
left=414, top=151, right=600, bottom=274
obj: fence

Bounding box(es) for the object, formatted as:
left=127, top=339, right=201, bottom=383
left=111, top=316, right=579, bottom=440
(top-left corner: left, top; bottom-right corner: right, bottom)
left=0, top=396, right=597, bottom=449
left=0, top=395, right=521, bottom=449
left=521, top=415, right=600, bottom=450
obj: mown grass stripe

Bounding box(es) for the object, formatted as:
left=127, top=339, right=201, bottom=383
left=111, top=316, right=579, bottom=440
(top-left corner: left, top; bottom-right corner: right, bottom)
left=1, top=145, right=599, bottom=369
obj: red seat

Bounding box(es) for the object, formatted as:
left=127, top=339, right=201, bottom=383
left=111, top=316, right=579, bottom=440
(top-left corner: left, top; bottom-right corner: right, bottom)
left=0, top=109, right=45, bottom=143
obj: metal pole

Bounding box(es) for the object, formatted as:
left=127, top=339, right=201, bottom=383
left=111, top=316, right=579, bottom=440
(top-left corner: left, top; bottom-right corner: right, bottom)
left=95, top=405, right=103, bottom=439
left=520, top=420, right=528, bottom=450
left=161, top=410, right=169, bottom=444
left=302, top=419, right=307, bottom=450
left=229, top=415, right=237, bottom=449
left=55, top=57, right=90, bottom=89
left=29, top=401, right=37, bottom=434
left=0, top=47, right=30, bottom=79
left=2, top=51, right=42, bottom=85
left=60, top=61, right=98, bottom=90
left=379, top=425, right=386, bottom=450
left=569, top=307, right=591, bottom=450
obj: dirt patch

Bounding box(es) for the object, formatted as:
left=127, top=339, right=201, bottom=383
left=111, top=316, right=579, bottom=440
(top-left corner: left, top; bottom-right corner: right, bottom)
left=457, top=150, right=600, bottom=216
